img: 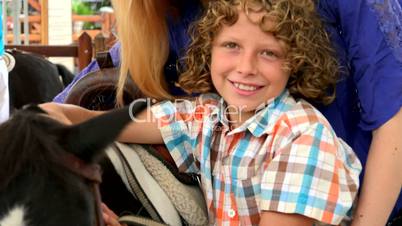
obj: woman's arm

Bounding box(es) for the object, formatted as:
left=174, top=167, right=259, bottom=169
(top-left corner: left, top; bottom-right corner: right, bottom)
left=259, top=211, right=314, bottom=226
left=352, top=108, right=402, bottom=226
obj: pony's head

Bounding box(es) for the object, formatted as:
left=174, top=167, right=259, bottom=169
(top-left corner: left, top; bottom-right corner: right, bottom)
left=0, top=102, right=145, bottom=226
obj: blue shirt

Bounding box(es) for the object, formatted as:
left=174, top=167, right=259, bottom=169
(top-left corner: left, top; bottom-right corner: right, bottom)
left=316, top=0, right=402, bottom=217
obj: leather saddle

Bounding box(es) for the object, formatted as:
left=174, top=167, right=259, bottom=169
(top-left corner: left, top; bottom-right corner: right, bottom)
left=63, top=52, right=208, bottom=226
left=64, top=52, right=142, bottom=110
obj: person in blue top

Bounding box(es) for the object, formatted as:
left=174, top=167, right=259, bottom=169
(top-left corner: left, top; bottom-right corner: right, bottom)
left=51, top=0, right=401, bottom=225
left=316, top=1, right=402, bottom=225
left=0, top=12, right=9, bottom=123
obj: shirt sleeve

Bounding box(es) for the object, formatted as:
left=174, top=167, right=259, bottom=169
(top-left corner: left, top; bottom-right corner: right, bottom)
left=151, top=99, right=202, bottom=173
left=318, top=0, right=402, bottom=130
left=53, top=42, right=121, bottom=103
left=259, top=121, right=362, bottom=225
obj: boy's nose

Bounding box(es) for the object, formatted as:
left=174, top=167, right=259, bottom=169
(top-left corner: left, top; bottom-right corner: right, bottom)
left=236, top=52, right=257, bottom=76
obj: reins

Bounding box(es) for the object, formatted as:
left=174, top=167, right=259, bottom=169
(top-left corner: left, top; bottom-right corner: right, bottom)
left=58, top=152, right=105, bottom=226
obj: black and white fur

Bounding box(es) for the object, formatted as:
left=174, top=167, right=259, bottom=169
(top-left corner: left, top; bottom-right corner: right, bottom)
left=0, top=102, right=145, bottom=226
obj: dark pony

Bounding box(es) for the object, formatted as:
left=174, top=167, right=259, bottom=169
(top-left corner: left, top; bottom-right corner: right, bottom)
left=0, top=102, right=145, bottom=226
left=6, top=49, right=74, bottom=110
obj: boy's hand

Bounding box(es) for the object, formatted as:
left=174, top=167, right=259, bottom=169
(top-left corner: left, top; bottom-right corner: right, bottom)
left=39, top=102, right=72, bottom=125
left=101, top=203, right=127, bottom=226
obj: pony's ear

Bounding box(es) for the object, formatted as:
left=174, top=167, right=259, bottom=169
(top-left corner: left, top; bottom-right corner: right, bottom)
left=22, top=104, right=47, bottom=114
left=61, top=100, right=147, bottom=162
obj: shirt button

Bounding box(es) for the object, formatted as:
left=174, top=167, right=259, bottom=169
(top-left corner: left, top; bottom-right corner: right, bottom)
left=228, top=208, right=236, bottom=218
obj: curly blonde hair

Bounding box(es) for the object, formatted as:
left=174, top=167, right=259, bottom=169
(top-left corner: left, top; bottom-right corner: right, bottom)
left=179, top=0, right=339, bottom=104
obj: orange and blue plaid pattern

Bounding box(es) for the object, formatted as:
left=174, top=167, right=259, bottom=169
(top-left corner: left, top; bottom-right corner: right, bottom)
left=151, top=91, right=362, bottom=225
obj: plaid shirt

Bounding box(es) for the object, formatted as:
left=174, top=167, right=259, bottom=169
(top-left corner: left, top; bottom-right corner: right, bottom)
left=151, top=91, right=362, bottom=225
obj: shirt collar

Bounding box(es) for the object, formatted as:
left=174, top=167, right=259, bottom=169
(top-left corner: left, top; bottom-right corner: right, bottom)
left=209, top=96, right=231, bottom=131
left=218, top=90, right=294, bottom=137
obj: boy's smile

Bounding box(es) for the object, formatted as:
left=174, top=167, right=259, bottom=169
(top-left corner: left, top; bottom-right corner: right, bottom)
left=210, top=10, right=290, bottom=126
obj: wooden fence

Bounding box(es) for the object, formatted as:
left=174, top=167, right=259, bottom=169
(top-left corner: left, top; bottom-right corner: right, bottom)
left=3, top=0, right=116, bottom=71
left=6, top=32, right=93, bottom=71
left=4, top=0, right=115, bottom=45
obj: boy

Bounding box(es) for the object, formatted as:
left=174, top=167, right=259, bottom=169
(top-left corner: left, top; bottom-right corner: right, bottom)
left=121, top=0, right=362, bottom=225
left=42, top=0, right=362, bottom=225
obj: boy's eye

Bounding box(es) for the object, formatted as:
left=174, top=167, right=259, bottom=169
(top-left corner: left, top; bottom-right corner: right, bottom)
left=223, top=42, right=238, bottom=49
left=260, top=50, right=278, bottom=58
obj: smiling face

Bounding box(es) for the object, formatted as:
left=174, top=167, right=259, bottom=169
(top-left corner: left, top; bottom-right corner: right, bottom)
left=210, top=10, right=290, bottom=125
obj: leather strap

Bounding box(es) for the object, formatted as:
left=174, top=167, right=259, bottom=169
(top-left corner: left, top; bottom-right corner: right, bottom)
left=95, top=51, right=114, bottom=69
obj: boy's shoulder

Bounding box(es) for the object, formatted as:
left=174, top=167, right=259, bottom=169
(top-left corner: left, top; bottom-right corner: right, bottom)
left=279, top=97, right=334, bottom=134
left=245, top=92, right=336, bottom=139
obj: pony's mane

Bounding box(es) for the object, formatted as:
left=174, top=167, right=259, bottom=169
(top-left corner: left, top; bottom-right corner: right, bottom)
left=0, top=108, right=68, bottom=190
left=0, top=102, right=143, bottom=193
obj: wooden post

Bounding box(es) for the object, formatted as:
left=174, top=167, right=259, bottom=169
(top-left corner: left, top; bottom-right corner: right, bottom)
left=78, top=32, right=92, bottom=71
left=40, top=0, right=48, bottom=44
left=11, top=0, right=22, bottom=44
left=28, top=0, right=41, bottom=12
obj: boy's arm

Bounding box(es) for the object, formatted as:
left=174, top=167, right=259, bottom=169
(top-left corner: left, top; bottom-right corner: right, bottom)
left=40, top=102, right=164, bottom=144
left=352, top=108, right=402, bottom=226
left=259, top=211, right=314, bottom=226
left=40, top=102, right=101, bottom=125
left=118, top=106, right=164, bottom=144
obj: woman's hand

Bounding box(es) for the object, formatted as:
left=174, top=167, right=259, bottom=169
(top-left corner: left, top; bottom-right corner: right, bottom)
left=102, top=203, right=127, bottom=226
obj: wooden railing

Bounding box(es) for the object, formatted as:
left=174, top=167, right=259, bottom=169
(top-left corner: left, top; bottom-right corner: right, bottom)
left=5, top=0, right=115, bottom=45
left=6, top=32, right=93, bottom=71
left=4, top=0, right=116, bottom=70
left=6, top=13, right=114, bottom=44
left=72, top=12, right=115, bottom=40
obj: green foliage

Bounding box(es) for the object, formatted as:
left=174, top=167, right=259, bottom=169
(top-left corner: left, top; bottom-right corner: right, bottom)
left=72, top=0, right=94, bottom=15
left=72, top=0, right=111, bottom=30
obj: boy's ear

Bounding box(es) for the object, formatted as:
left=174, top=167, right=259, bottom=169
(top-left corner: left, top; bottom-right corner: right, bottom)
left=61, top=101, right=147, bottom=162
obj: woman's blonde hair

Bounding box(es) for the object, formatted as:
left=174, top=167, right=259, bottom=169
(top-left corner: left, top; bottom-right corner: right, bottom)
left=111, top=0, right=173, bottom=105
left=179, top=0, right=339, bottom=104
